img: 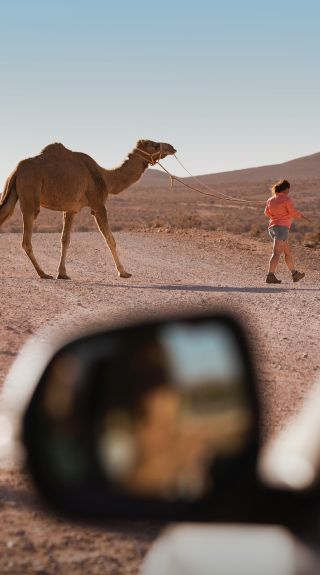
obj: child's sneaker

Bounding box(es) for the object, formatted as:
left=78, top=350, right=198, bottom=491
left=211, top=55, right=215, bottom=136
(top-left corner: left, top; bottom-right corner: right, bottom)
left=266, top=273, right=282, bottom=284
left=292, top=270, right=305, bottom=282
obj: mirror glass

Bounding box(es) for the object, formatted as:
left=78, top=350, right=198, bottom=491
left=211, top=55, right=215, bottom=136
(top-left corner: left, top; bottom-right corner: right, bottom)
left=24, top=317, right=257, bottom=511
left=23, top=315, right=259, bottom=520
left=95, top=322, right=251, bottom=499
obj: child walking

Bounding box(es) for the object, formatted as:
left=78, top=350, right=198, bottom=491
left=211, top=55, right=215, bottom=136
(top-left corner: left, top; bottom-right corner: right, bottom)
left=264, top=179, right=311, bottom=284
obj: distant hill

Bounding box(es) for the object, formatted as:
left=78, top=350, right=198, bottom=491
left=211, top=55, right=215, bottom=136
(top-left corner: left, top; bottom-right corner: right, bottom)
left=138, top=151, right=320, bottom=187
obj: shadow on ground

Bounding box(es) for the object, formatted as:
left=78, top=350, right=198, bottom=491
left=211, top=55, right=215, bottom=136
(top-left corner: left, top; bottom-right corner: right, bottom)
left=84, top=283, right=319, bottom=294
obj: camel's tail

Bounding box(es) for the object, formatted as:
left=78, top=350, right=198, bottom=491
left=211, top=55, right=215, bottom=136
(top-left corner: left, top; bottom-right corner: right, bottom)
left=0, top=170, right=18, bottom=226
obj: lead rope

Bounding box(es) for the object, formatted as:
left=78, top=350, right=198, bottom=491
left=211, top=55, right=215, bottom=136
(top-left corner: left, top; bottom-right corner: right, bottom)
left=156, top=158, right=266, bottom=205
left=172, top=155, right=266, bottom=205
left=135, top=146, right=266, bottom=205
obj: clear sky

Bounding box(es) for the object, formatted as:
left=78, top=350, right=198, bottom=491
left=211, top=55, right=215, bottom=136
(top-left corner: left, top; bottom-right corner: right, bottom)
left=160, top=323, right=245, bottom=387
left=0, top=0, right=319, bottom=186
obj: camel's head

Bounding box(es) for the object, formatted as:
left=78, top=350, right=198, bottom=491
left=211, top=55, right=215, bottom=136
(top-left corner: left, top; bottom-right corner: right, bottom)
left=135, top=140, right=176, bottom=164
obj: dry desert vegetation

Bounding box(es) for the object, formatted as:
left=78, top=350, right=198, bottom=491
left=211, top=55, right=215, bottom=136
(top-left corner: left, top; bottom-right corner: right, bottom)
left=2, top=149, right=319, bottom=244
left=0, top=149, right=319, bottom=573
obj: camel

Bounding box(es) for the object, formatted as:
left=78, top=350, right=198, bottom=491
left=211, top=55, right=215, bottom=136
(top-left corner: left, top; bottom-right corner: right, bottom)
left=0, top=140, right=176, bottom=279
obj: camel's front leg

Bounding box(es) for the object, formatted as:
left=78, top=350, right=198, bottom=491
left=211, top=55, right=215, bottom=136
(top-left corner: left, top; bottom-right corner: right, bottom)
left=22, top=212, right=53, bottom=279
left=94, top=207, right=131, bottom=278
left=57, top=212, right=75, bottom=279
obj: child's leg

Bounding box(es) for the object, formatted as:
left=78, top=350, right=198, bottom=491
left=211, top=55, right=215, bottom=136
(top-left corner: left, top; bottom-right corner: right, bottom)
left=283, top=241, right=295, bottom=272
left=284, top=241, right=305, bottom=281
left=268, top=239, right=285, bottom=273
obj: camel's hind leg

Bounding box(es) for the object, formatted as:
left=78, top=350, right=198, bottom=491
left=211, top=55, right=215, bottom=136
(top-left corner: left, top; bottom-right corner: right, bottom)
left=22, top=212, right=53, bottom=279
left=94, top=207, right=131, bottom=278
left=57, top=212, right=75, bottom=279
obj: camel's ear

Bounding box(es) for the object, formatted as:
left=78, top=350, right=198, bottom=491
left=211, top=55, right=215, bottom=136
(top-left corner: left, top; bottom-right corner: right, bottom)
left=136, top=139, right=147, bottom=148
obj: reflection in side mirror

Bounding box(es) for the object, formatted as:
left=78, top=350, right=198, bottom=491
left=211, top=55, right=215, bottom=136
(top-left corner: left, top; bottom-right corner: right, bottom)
left=97, top=322, right=252, bottom=500
left=22, top=313, right=260, bottom=520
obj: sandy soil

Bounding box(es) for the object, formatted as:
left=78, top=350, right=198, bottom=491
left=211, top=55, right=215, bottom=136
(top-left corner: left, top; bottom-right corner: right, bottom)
left=0, top=229, right=319, bottom=574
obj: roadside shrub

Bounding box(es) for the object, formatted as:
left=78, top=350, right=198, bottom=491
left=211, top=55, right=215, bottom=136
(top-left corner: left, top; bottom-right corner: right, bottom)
left=250, top=223, right=264, bottom=237
left=303, top=231, right=320, bottom=248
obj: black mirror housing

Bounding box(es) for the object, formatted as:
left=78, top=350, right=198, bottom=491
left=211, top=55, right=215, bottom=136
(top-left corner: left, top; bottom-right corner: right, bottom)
left=22, top=312, right=261, bottom=521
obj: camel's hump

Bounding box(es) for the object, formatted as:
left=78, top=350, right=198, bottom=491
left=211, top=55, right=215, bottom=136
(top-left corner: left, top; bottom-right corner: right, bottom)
left=41, top=143, right=71, bottom=156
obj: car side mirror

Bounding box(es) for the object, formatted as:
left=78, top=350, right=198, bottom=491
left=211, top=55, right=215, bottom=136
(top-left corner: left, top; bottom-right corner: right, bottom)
left=21, top=312, right=261, bottom=521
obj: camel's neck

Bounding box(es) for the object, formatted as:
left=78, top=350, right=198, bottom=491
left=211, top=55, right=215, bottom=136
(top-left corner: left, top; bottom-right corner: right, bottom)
left=101, top=154, right=149, bottom=195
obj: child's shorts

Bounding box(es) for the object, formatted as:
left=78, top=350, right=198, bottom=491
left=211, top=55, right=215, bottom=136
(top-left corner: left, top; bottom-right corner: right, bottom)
left=268, top=225, right=289, bottom=241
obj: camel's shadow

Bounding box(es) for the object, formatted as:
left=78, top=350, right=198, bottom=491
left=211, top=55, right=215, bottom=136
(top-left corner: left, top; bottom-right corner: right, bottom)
left=86, top=282, right=319, bottom=294
left=1, top=277, right=318, bottom=295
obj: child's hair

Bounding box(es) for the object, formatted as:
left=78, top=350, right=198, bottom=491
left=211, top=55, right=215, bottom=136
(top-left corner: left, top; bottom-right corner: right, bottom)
left=271, top=179, right=290, bottom=195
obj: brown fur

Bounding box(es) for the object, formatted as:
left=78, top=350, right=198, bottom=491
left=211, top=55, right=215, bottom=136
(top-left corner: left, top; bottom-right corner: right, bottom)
left=0, top=171, right=18, bottom=225
left=0, top=140, right=175, bottom=279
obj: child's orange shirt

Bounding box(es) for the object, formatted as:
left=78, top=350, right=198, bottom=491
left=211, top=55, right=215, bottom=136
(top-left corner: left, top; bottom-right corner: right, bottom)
left=264, top=192, right=303, bottom=228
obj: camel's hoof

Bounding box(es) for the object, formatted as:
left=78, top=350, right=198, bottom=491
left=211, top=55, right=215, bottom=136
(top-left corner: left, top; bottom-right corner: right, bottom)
left=119, top=271, right=132, bottom=279
left=57, top=273, right=71, bottom=280
left=40, top=273, right=54, bottom=279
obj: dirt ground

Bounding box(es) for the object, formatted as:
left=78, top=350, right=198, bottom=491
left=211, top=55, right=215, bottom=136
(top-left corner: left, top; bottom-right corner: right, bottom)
left=0, top=229, right=319, bottom=574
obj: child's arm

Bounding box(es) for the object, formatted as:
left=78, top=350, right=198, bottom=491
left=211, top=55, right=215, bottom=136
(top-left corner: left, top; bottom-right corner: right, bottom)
left=286, top=198, right=303, bottom=220
left=287, top=199, right=312, bottom=223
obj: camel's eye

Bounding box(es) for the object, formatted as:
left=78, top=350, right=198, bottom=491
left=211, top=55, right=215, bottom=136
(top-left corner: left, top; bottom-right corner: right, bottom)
left=153, top=143, right=160, bottom=150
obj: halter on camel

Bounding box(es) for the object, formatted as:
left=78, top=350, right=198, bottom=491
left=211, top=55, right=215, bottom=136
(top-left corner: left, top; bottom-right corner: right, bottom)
left=134, top=144, right=265, bottom=206
left=133, top=145, right=164, bottom=166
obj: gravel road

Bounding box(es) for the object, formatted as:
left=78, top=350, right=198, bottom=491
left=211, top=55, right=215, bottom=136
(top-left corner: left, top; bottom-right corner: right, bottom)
left=0, top=230, right=319, bottom=574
